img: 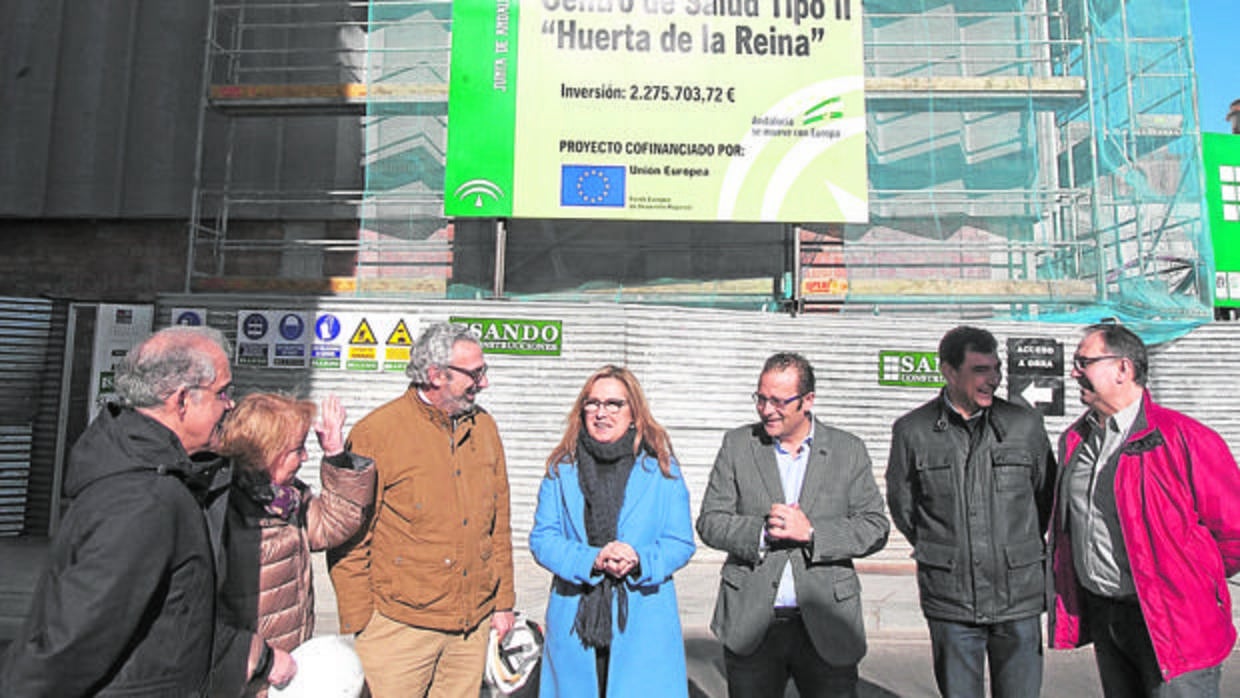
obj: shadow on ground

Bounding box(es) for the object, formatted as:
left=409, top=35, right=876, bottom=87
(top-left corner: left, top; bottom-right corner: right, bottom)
left=686, top=634, right=912, bottom=698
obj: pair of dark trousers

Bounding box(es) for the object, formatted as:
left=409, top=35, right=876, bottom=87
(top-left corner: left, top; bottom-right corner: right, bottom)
left=723, top=609, right=859, bottom=698
left=926, top=616, right=1042, bottom=698
left=1083, top=590, right=1221, bottom=698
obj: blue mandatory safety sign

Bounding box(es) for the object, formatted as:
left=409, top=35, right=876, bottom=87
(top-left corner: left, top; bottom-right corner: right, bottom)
left=316, top=315, right=341, bottom=342
left=242, top=313, right=269, bottom=340
left=279, top=313, right=306, bottom=341
left=175, top=311, right=203, bottom=326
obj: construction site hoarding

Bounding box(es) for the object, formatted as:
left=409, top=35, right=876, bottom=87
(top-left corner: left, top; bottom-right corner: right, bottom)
left=444, top=0, right=868, bottom=223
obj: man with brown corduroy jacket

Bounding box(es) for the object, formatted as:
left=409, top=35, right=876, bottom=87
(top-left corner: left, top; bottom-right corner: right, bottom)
left=329, top=322, right=516, bottom=698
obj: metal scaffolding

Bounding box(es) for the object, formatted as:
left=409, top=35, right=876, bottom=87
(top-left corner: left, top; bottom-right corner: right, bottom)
left=188, top=0, right=1210, bottom=338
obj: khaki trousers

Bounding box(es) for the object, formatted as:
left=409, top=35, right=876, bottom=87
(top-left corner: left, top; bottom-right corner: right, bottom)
left=355, top=610, right=490, bottom=698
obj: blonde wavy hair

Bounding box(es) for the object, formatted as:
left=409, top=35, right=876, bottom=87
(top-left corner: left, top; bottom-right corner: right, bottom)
left=544, top=365, right=675, bottom=478
left=218, top=392, right=315, bottom=475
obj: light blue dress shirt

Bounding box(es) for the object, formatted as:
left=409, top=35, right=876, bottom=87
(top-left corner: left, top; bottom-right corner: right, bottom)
left=769, top=429, right=812, bottom=608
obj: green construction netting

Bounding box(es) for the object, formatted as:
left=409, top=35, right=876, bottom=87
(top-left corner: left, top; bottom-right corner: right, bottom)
left=362, top=0, right=1211, bottom=344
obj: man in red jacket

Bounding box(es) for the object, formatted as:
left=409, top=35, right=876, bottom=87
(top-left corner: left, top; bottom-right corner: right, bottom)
left=1049, top=322, right=1240, bottom=696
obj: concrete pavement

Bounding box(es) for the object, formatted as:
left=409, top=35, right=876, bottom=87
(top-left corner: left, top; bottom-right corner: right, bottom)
left=4, top=540, right=1240, bottom=696
left=355, top=551, right=1240, bottom=697
left=305, top=554, right=934, bottom=648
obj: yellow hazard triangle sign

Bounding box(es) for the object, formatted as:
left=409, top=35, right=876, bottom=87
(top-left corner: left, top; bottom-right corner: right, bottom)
left=386, top=319, right=413, bottom=346
left=350, top=318, right=377, bottom=345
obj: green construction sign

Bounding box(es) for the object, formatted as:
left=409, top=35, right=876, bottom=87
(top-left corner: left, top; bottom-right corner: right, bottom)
left=878, top=350, right=944, bottom=388
left=451, top=316, right=563, bottom=356
left=1204, top=132, right=1240, bottom=307
left=444, top=0, right=868, bottom=223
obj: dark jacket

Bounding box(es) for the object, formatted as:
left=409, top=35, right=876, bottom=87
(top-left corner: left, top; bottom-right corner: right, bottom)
left=1, top=405, right=229, bottom=697
left=886, top=394, right=1056, bottom=624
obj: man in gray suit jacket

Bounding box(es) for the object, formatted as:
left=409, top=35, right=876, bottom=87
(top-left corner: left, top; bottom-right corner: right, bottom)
left=697, top=352, right=889, bottom=697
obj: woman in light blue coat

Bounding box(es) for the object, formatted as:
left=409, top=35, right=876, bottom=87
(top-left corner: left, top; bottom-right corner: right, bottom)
left=530, top=365, right=696, bottom=698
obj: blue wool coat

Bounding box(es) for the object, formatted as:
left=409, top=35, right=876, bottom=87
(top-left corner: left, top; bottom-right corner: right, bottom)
left=529, top=453, right=695, bottom=698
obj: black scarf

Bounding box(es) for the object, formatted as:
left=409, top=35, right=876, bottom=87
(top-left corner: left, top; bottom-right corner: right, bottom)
left=234, top=465, right=303, bottom=522
left=572, top=429, right=637, bottom=649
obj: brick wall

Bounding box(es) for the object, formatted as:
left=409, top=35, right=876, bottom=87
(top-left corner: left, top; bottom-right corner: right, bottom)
left=0, top=220, right=188, bottom=301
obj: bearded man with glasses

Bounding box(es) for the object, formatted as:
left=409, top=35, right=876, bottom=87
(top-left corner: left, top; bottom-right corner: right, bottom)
left=1048, top=322, right=1240, bottom=697
left=330, top=321, right=516, bottom=698
left=697, top=351, right=889, bottom=697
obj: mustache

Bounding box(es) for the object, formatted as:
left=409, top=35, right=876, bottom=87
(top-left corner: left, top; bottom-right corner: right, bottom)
left=1077, top=376, right=1095, bottom=392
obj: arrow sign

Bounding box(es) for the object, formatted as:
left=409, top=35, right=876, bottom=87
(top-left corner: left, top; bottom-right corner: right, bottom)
left=1021, top=382, right=1054, bottom=406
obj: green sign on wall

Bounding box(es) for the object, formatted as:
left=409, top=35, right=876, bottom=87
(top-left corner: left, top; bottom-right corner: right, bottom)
left=1203, top=132, right=1240, bottom=307
left=878, top=350, right=944, bottom=388
left=444, top=0, right=868, bottom=223
left=451, top=317, right=563, bottom=356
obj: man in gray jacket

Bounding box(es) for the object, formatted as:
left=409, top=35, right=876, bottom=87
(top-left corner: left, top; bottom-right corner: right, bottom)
left=698, top=352, right=889, bottom=697
left=886, top=326, right=1056, bottom=698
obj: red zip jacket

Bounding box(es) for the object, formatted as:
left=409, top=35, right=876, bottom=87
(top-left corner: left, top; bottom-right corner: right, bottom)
left=1049, top=390, right=1240, bottom=681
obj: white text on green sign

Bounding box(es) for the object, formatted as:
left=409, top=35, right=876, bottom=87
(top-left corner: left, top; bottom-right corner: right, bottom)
left=878, top=350, right=944, bottom=388
left=452, top=317, right=563, bottom=356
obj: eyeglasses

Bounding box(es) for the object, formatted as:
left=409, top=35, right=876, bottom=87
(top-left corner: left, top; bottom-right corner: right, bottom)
left=583, top=399, right=627, bottom=414
left=445, top=364, right=488, bottom=385
left=1072, top=355, right=1122, bottom=371
left=752, top=392, right=805, bottom=410
left=191, top=383, right=234, bottom=403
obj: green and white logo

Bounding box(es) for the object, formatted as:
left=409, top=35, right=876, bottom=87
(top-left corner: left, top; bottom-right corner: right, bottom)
left=452, top=317, right=563, bottom=356
left=878, top=351, right=944, bottom=388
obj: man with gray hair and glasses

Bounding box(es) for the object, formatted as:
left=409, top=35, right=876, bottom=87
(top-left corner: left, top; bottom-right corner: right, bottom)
left=1049, top=322, right=1240, bottom=696
left=2, top=325, right=235, bottom=696
left=330, top=321, right=515, bottom=698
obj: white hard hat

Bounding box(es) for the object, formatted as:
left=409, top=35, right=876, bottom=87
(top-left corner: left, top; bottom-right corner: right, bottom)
left=268, top=635, right=365, bottom=698
left=485, top=613, right=543, bottom=696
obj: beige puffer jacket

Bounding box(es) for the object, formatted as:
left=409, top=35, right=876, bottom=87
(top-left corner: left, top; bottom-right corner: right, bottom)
left=215, top=452, right=375, bottom=697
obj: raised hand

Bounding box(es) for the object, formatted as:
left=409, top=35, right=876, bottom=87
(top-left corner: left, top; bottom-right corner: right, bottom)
left=313, top=394, right=346, bottom=456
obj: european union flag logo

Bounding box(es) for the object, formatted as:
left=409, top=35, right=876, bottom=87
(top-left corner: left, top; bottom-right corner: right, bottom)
left=561, top=165, right=625, bottom=207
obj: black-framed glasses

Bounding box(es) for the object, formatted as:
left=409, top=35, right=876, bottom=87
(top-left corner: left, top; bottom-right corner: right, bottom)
left=1072, top=354, right=1122, bottom=371
left=752, top=392, right=805, bottom=410
left=445, top=364, right=488, bottom=384
left=191, top=383, right=234, bottom=403
left=583, top=398, right=627, bottom=414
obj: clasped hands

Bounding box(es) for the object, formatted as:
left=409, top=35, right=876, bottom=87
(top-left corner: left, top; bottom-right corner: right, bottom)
left=593, top=541, right=639, bottom=579
left=764, top=502, right=812, bottom=545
